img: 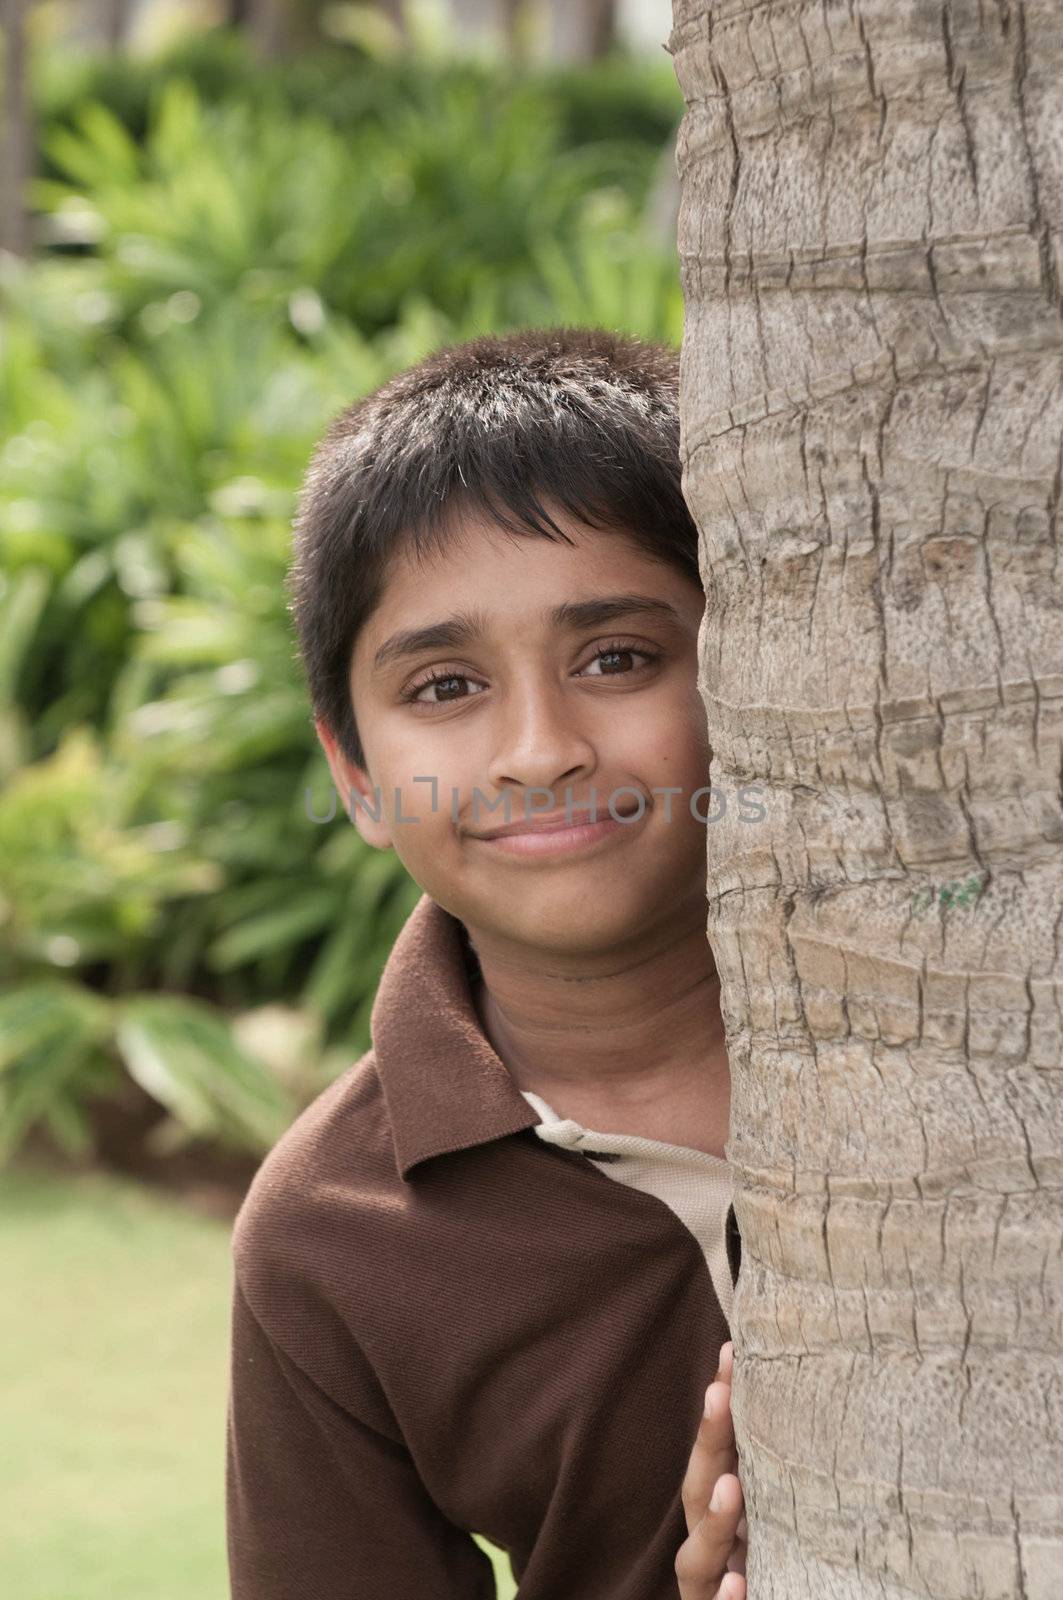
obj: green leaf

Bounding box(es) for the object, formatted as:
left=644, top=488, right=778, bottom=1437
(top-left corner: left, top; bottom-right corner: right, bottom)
left=207, top=888, right=341, bottom=972
left=0, top=1034, right=95, bottom=1165
left=41, top=1089, right=95, bottom=1160
left=114, top=995, right=291, bottom=1150
left=0, top=567, right=51, bottom=706
left=0, top=981, right=111, bottom=1075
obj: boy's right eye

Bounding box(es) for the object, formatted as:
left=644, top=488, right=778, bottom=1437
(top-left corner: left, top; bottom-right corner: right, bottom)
left=401, top=669, right=487, bottom=706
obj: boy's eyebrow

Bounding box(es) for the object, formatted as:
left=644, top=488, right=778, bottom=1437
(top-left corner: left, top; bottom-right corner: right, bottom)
left=371, top=594, right=684, bottom=674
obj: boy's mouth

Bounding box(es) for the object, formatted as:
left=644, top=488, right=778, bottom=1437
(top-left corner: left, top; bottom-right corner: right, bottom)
left=468, top=802, right=647, bottom=859
left=470, top=801, right=643, bottom=840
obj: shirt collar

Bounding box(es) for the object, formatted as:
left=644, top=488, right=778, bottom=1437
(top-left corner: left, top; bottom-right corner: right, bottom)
left=369, top=891, right=542, bottom=1181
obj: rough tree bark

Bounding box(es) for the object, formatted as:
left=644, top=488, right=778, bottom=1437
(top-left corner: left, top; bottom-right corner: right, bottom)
left=670, top=2, right=1062, bottom=1597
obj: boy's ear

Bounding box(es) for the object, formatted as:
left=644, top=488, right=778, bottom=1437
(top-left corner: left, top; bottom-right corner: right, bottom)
left=314, top=717, right=393, bottom=851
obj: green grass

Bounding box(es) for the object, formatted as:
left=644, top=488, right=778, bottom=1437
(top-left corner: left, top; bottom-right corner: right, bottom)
left=0, top=1163, right=516, bottom=1599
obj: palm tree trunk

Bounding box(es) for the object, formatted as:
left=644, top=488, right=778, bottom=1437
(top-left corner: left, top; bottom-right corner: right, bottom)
left=65, top=0, right=128, bottom=47
left=377, top=0, right=407, bottom=38
left=0, top=0, right=32, bottom=258
left=671, top=1, right=1063, bottom=1595
left=449, top=0, right=496, bottom=47
left=547, top=0, right=616, bottom=62
left=101, top=0, right=126, bottom=47
left=501, top=0, right=523, bottom=58
left=245, top=0, right=288, bottom=59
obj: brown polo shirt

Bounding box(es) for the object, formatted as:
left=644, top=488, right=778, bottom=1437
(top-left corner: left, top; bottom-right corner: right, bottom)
left=226, top=891, right=733, bottom=1600
left=516, top=1090, right=735, bottom=1327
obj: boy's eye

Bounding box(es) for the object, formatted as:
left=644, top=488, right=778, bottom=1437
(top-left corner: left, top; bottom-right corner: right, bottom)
left=400, top=640, right=660, bottom=708
left=580, top=644, right=659, bottom=678
left=402, top=671, right=488, bottom=707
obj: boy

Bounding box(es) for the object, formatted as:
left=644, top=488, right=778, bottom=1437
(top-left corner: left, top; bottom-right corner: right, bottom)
left=226, top=327, right=746, bottom=1599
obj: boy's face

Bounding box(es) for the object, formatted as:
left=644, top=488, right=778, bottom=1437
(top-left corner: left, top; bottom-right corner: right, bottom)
left=316, top=506, right=712, bottom=959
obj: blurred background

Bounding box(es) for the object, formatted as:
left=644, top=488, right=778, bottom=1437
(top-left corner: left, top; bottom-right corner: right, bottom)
left=0, top=2, right=681, bottom=1594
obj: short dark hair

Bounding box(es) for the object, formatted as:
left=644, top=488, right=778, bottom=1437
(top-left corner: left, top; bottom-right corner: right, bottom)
left=287, top=325, right=699, bottom=769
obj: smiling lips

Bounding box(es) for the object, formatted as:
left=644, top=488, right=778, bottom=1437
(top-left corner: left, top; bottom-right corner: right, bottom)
left=470, top=803, right=642, bottom=840
left=468, top=802, right=646, bottom=859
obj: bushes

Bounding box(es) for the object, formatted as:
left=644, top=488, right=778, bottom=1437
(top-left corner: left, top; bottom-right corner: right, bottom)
left=33, top=28, right=681, bottom=168
left=0, top=32, right=684, bottom=1165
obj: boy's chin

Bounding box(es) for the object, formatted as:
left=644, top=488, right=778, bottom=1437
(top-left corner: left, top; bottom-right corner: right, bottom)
left=464, top=876, right=697, bottom=957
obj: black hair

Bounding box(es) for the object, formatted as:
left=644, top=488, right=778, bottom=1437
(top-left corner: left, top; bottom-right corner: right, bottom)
left=287, top=325, right=699, bottom=769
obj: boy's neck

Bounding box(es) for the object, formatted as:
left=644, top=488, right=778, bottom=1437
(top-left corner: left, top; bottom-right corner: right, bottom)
left=464, top=899, right=731, bottom=1157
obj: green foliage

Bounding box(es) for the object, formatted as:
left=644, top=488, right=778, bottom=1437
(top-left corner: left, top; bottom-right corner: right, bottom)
left=33, top=28, right=680, bottom=169
left=0, top=34, right=683, bottom=1165
left=32, top=63, right=674, bottom=337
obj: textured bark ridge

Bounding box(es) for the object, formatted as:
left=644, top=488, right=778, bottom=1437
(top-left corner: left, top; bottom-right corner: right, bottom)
left=670, top=2, right=1063, bottom=1595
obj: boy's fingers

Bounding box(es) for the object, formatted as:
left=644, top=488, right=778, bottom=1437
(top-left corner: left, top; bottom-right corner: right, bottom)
left=726, top=1541, right=747, bottom=1577
left=674, top=1473, right=743, bottom=1599
left=681, top=1381, right=738, bottom=1537
left=717, top=1341, right=734, bottom=1384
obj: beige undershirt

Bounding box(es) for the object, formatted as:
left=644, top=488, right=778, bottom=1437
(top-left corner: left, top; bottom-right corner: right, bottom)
left=518, top=1089, right=734, bottom=1326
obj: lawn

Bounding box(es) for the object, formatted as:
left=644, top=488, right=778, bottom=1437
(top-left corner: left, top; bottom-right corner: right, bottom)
left=1, top=1163, right=516, bottom=1599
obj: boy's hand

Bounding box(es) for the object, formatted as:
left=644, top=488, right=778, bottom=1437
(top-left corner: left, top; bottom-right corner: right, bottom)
left=674, top=1341, right=747, bottom=1600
